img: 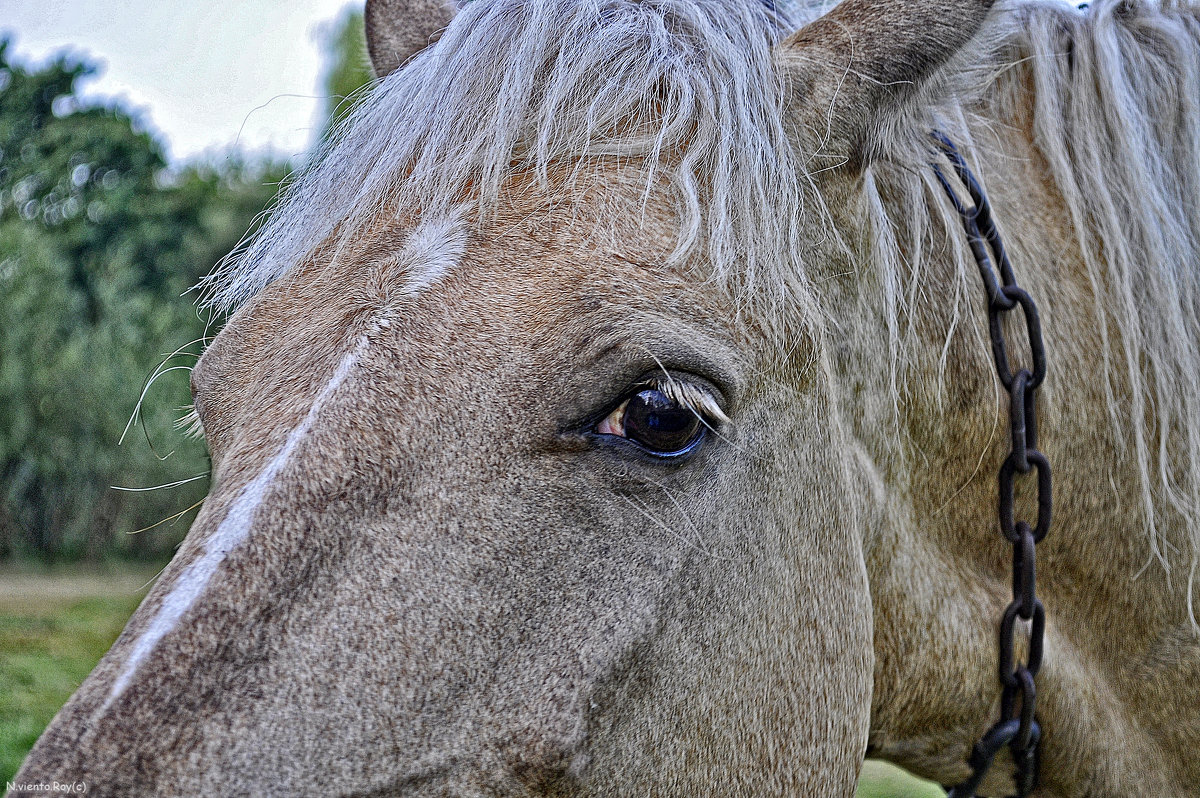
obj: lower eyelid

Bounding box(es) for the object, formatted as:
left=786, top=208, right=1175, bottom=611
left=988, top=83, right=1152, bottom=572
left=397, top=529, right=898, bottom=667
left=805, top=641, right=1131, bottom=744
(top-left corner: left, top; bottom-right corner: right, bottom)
left=592, top=429, right=707, bottom=460
left=628, top=428, right=708, bottom=459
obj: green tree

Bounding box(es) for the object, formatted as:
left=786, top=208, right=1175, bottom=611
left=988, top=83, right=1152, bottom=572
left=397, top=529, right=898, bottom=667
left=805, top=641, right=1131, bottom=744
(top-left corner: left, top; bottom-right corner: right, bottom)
left=0, top=41, right=285, bottom=561
left=317, top=6, right=374, bottom=142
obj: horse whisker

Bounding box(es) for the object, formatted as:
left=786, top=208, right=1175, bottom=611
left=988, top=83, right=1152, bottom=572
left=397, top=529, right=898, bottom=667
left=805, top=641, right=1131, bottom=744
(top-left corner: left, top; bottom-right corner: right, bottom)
left=111, top=473, right=210, bottom=493
left=126, top=498, right=205, bottom=536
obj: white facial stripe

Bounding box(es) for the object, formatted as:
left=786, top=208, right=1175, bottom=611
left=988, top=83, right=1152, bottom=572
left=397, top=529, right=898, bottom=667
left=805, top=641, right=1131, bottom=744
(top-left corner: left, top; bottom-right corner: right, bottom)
left=396, top=210, right=468, bottom=295
left=102, top=335, right=370, bottom=712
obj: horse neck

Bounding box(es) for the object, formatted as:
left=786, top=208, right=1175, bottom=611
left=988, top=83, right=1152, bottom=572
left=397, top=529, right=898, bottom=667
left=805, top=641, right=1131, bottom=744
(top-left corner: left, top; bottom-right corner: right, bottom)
left=826, top=98, right=1200, bottom=793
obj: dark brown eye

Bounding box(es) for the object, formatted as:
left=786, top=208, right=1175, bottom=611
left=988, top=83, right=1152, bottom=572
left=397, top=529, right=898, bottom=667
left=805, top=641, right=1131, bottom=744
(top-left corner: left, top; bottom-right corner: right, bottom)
left=596, top=388, right=705, bottom=455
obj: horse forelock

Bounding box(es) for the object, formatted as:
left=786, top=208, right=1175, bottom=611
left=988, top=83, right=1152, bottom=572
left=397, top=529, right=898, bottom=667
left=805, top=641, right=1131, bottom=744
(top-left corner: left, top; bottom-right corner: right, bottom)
left=202, top=0, right=824, bottom=318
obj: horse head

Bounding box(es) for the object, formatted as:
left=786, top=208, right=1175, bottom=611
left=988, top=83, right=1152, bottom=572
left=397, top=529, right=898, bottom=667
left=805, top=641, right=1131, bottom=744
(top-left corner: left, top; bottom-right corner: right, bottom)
left=18, top=0, right=1200, bottom=795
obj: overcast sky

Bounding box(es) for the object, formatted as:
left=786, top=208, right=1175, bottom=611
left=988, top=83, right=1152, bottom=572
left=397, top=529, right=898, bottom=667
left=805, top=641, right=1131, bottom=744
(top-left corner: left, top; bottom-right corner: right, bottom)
left=1, top=0, right=360, bottom=165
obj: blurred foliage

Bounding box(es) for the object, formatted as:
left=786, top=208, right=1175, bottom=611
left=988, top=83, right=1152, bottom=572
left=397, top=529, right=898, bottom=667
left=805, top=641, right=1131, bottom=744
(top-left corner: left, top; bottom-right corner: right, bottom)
left=0, top=40, right=287, bottom=561
left=318, top=6, right=374, bottom=142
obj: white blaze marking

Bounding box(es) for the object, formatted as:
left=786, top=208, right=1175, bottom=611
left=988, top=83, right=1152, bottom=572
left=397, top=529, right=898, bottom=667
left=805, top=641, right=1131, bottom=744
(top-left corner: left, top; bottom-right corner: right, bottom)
left=396, top=210, right=468, bottom=295
left=102, top=335, right=370, bottom=711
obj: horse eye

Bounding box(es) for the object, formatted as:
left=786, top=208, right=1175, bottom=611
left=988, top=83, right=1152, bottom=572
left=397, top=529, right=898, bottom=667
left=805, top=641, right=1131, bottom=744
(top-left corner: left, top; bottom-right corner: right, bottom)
left=596, top=388, right=704, bottom=456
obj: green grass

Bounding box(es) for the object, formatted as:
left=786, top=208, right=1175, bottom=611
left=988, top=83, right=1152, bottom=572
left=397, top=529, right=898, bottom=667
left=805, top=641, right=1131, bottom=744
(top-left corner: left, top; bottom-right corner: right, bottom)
left=857, top=761, right=945, bottom=798
left=0, top=571, right=943, bottom=796
left=0, top=573, right=146, bottom=783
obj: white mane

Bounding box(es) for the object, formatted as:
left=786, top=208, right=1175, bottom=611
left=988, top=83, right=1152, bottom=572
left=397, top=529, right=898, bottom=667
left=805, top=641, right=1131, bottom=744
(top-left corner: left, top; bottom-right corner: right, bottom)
left=865, top=0, right=1200, bottom=612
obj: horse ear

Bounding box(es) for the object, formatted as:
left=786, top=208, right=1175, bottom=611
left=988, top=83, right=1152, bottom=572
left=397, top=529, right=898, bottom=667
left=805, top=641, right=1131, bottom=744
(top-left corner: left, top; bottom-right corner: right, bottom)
left=364, top=0, right=458, bottom=77
left=776, top=0, right=996, bottom=170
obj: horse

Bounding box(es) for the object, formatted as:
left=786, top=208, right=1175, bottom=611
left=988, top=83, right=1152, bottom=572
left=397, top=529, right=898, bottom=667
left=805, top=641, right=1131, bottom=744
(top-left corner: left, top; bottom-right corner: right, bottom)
left=13, top=0, right=1200, bottom=794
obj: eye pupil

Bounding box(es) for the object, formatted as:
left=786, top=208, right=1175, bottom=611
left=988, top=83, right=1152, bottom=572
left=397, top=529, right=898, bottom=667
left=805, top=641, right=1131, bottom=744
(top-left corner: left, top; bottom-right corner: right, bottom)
left=624, top=389, right=702, bottom=454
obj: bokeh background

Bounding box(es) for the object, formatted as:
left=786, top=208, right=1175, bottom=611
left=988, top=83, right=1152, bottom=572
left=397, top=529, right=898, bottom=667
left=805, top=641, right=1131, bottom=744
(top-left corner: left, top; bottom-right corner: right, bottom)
left=0, top=2, right=942, bottom=793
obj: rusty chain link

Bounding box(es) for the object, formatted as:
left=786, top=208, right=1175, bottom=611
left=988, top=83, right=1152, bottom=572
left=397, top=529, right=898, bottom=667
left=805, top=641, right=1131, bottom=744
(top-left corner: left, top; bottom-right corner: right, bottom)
left=931, top=132, right=1051, bottom=798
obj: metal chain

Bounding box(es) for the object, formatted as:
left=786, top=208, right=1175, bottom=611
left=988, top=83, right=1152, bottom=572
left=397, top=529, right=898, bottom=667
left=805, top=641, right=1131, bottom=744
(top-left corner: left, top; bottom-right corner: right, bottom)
left=931, top=131, right=1052, bottom=798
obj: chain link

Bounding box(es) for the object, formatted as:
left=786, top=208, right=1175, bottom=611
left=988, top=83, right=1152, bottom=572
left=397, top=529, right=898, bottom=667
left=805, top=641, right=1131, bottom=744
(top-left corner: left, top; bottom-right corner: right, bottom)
left=931, top=132, right=1052, bottom=798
